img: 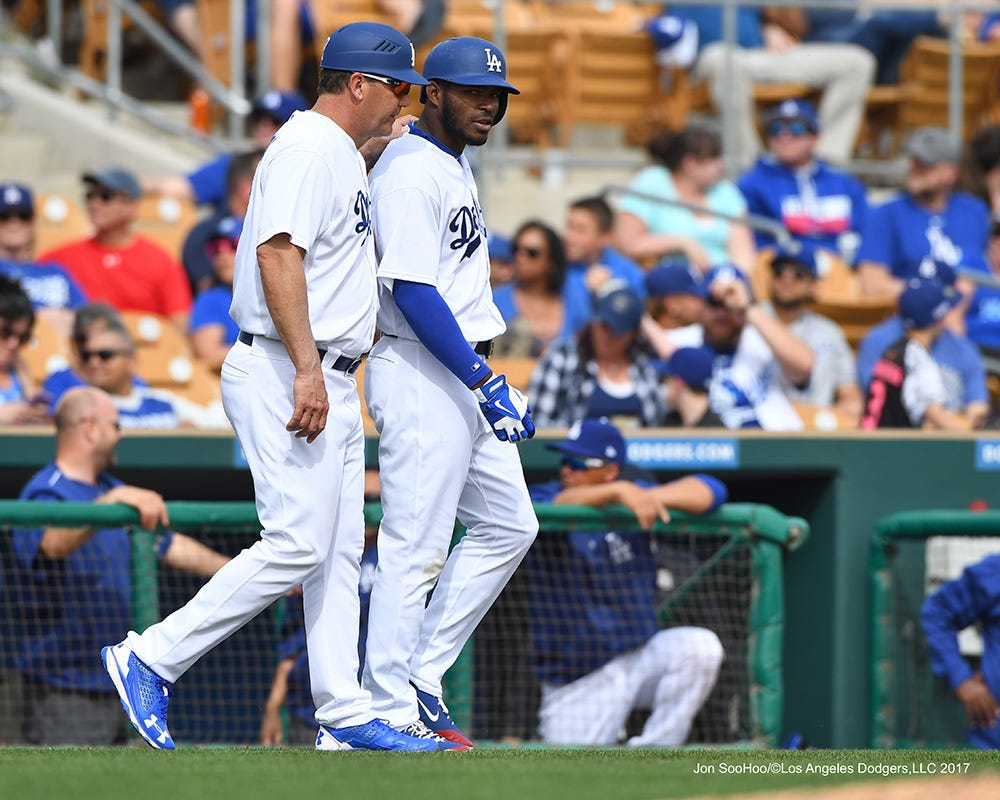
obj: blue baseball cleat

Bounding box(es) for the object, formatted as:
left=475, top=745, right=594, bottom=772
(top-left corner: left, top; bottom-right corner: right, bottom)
left=315, top=718, right=442, bottom=751
left=413, top=684, right=474, bottom=748
left=102, top=642, right=175, bottom=750
left=396, top=720, right=470, bottom=751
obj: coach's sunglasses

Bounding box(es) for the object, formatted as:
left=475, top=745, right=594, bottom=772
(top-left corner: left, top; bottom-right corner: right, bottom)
left=0, top=210, right=32, bottom=222
left=360, top=73, right=412, bottom=97
left=79, top=348, right=129, bottom=362
left=561, top=456, right=608, bottom=471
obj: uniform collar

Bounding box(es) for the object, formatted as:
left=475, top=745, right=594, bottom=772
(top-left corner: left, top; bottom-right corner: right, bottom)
left=409, top=121, right=462, bottom=160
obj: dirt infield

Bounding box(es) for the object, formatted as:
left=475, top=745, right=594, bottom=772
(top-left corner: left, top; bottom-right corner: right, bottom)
left=689, top=775, right=1000, bottom=800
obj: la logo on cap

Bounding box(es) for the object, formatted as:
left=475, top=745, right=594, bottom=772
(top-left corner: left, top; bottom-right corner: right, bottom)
left=3, top=187, right=22, bottom=205
left=566, top=420, right=583, bottom=441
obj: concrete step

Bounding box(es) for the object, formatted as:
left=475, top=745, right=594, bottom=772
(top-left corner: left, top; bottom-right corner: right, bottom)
left=0, top=133, right=49, bottom=182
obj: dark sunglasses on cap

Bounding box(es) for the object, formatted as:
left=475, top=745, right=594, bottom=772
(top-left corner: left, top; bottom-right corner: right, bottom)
left=359, top=72, right=412, bottom=97
left=513, top=244, right=544, bottom=259
left=766, top=120, right=811, bottom=138
left=771, top=261, right=813, bottom=280
left=0, top=324, right=31, bottom=345
left=85, top=189, right=117, bottom=203
left=561, top=456, right=608, bottom=471
left=0, top=209, right=32, bottom=223
left=79, top=348, right=129, bottom=362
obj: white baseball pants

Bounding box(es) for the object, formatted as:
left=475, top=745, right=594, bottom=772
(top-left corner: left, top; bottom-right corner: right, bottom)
left=362, top=335, right=539, bottom=727
left=538, top=627, right=724, bottom=746
left=127, top=336, right=374, bottom=728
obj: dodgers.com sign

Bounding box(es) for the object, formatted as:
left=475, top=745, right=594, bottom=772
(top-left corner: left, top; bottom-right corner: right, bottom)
left=626, top=438, right=740, bottom=470
left=975, top=440, right=1000, bottom=470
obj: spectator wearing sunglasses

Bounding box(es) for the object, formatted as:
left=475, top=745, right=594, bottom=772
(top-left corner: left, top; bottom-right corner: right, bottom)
left=737, top=99, right=868, bottom=262
left=527, top=418, right=726, bottom=747
left=0, top=182, right=89, bottom=337
left=0, top=275, right=48, bottom=425
left=759, top=244, right=862, bottom=426
left=491, top=220, right=593, bottom=358
left=38, top=169, right=193, bottom=332
left=856, top=127, right=992, bottom=300
left=189, top=215, right=241, bottom=371
left=615, top=125, right=756, bottom=276
left=528, top=282, right=667, bottom=430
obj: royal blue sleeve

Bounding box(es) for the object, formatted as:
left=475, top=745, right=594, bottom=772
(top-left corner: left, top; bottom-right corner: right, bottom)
left=921, top=562, right=1000, bottom=691
left=392, top=280, right=489, bottom=389
left=691, top=473, right=728, bottom=511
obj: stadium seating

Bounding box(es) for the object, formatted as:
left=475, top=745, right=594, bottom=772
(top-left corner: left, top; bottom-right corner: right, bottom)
left=133, top=194, right=202, bottom=261
left=34, top=193, right=93, bottom=254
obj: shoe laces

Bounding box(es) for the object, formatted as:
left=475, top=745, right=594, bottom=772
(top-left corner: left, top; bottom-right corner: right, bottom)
left=398, top=720, right=446, bottom=741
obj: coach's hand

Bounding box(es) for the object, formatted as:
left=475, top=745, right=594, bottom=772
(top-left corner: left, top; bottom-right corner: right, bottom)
left=956, top=673, right=1000, bottom=729
left=288, top=365, right=329, bottom=443
left=474, top=373, right=536, bottom=443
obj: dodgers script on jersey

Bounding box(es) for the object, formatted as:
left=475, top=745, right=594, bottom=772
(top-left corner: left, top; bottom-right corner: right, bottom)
left=229, top=110, right=377, bottom=356
left=369, top=128, right=506, bottom=343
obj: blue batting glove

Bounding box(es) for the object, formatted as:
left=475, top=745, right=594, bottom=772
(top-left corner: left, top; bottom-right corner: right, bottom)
left=473, top=374, right=535, bottom=442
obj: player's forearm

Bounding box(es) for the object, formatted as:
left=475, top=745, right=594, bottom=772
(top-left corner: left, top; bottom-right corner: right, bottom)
left=647, top=476, right=716, bottom=514
left=257, top=237, right=322, bottom=372
left=553, top=482, right=632, bottom=507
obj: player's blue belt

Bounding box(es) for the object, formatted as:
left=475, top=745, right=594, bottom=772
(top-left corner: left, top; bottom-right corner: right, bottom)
left=381, top=333, right=493, bottom=358
left=237, top=331, right=363, bottom=374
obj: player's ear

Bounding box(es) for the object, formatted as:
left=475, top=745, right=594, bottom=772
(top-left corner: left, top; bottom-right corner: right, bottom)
left=424, top=80, right=444, bottom=107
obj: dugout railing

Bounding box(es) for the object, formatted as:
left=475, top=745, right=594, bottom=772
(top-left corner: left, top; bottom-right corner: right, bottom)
left=870, top=510, right=1000, bottom=749
left=0, top=500, right=807, bottom=747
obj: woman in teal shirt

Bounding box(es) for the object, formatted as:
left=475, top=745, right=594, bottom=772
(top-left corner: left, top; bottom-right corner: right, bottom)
left=615, top=124, right=756, bottom=275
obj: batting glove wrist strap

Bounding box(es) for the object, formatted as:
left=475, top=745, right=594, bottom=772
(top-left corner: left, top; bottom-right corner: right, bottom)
left=474, top=374, right=536, bottom=442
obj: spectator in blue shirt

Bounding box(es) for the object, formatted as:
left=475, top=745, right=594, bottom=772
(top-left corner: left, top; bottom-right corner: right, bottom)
left=857, top=127, right=991, bottom=300
left=190, top=215, right=241, bottom=370
left=0, top=276, right=48, bottom=425
left=922, top=554, right=1000, bottom=749
left=527, top=418, right=726, bottom=746
left=737, top=99, right=868, bottom=261
left=562, top=196, right=646, bottom=300
left=12, top=386, right=228, bottom=744
left=143, top=91, right=307, bottom=210
left=0, top=182, right=88, bottom=336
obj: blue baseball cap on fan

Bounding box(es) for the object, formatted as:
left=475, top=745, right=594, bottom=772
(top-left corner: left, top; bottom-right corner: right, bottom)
left=771, top=242, right=819, bottom=277
left=82, top=167, right=141, bottom=199
left=547, top=418, right=627, bottom=465
left=250, top=90, right=308, bottom=125
left=320, top=21, right=428, bottom=85
left=655, top=346, right=715, bottom=392
left=915, top=258, right=957, bottom=287
left=593, top=282, right=644, bottom=335
left=209, top=214, right=243, bottom=243
left=762, top=98, right=819, bottom=134
left=899, top=277, right=960, bottom=329
left=646, top=263, right=705, bottom=298
left=0, top=183, right=33, bottom=215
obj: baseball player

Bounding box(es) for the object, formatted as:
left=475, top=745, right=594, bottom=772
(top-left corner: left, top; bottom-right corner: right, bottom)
left=101, top=22, right=444, bottom=752
left=363, top=36, right=538, bottom=748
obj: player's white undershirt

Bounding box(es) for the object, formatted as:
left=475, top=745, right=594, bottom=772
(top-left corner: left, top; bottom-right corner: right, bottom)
left=230, top=109, right=378, bottom=357
left=369, top=127, right=506, bottom=344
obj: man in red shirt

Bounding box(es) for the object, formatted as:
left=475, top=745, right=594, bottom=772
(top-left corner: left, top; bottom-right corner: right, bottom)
left=39, top=168, right=192, bottom=331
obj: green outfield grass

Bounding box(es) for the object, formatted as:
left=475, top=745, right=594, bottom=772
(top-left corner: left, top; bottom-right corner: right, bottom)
left=1, top=748, right=997, bottom=800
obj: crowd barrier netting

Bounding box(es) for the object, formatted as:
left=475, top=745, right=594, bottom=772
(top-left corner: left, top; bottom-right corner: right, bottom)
left=0, top=500, right=807, bottom=747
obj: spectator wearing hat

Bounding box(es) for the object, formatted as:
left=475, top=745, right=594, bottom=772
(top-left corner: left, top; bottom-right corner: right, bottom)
left=38, top=169, right=193, bottom=331
left=857, top=276, right=988, bottom=428
left=190, top=215, right=241, bottom=371
left=528, top=418, right=726, bottom=747
left=760, top=244, right=862, bottom=425
left=643, top=263, right=706, bottom=332
left=0, top=276, right=48, bottom=425
left=659, top=265, right=812, bottom=430
left=180, top=149, right=263, bottom=295
left=963, top=212, right=1000, bottom=356
left=615, top=125, right=756, bottom=276
left=861, top=277, right=975, bottom=430
left=142, top=91, right=308, bottom=209
left=528, top=282, right=667, bottom=429
left=737, top=99, right=868, bottom=261
left=488, top=233, right=515, bottom=287
left=491, top=219, right=593, bottom=358
left=657, top=346, right=725, bottom=428
left=857, top=127, right=992, bottom=300
left=562, top=196, right=646, bottom=300
left=668, top=4, right=874, bottom=167
left=0, top=182, right=88, bottom=335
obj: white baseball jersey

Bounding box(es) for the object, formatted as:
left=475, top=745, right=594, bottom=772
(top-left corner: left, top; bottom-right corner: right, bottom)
left=230, top=109, right=377, bottom=357
left=667, top=323, right=804, bottom=431
left=369, top=127, right=506, bottom=343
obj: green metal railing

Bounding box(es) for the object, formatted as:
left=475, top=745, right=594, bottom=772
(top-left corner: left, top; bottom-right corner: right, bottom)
left=0, top=500, right=807, bottom=746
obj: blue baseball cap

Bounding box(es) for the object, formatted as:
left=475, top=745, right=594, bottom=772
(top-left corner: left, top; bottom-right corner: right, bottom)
left=82, top=167, right=141, bottom=199
left=646, top=263, right=705, bottom=298
left=0, top=183, right=33, bottom=215
left=250, top=90, right=308, bottom=125
left=209, top=214, right=243, bottom=243
left=705, top=263, right=752, bottom=292
left=547, top=418, right=627, bottom=465
left=593, top=282, right=643, bottom=335
left=320, top=21, right=428, bottom=85
left=771, top=243, right=819, bottom=277
left=899, top=277, right=960, bottom=330
left=655, top=346, right=715, bottom=392
left=915, top=258, right=957, bottom=287
left=488, top=233, right=513, bottom=262
left=642, top=13, right=698, bottom=69
left=762, top=98, right=819, bottom=134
